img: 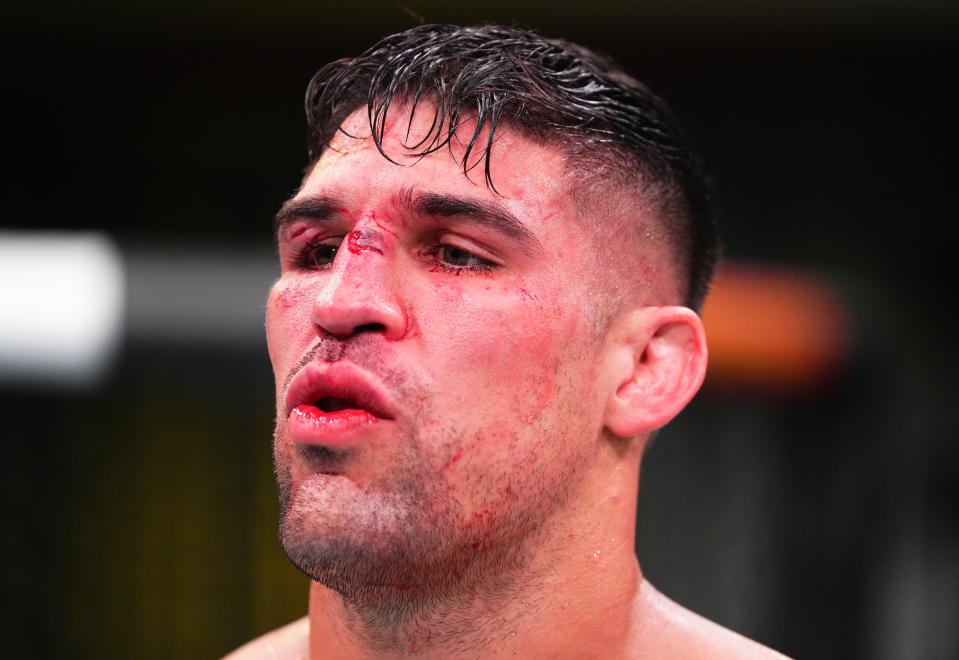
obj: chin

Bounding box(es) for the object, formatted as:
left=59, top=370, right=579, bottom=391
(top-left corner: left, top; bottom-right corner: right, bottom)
left=278, top=484, right=455, bottom=601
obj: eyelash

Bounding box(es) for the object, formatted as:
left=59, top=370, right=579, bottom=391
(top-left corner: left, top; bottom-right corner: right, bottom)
left=294, top=242, right=338, bottom=270
left=292, top=239, right=497, bottom=275
left=424, top=244, right=496, bottom=275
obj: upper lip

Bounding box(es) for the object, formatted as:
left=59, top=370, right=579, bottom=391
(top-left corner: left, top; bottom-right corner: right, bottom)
left=284, top=360, right=397, bottom=420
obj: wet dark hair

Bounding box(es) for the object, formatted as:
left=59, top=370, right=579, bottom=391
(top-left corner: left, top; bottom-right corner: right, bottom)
left=304, top=24, right=718, bottom=310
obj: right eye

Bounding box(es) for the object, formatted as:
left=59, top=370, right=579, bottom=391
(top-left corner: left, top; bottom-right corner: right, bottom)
left=300, top=242, right=340, bottom=269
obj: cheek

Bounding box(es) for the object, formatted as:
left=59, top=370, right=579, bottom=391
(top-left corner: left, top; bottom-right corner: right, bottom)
left=422, top=279, right=577, bottom=414
left=266, top=277, right=320, bottom=374
left=429, top=281, right=557, bottom=357
left=272, top=277, right=316, bottom=310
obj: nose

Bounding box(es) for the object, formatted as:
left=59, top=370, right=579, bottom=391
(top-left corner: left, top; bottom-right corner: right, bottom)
left=310, top=235, right=408, bottom=340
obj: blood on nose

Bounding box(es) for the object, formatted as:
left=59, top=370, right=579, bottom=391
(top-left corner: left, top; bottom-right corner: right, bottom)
left=346, top=228, right=385, bottom=255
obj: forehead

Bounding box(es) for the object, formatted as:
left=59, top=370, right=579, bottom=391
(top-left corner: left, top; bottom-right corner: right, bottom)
left=296, top=106, right=575, bottom=224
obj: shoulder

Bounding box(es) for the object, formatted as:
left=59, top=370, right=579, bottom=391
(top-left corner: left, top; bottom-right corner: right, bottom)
left=222, top=617, right=309, bottom=660
left=631, top=581, right=791, bottom=659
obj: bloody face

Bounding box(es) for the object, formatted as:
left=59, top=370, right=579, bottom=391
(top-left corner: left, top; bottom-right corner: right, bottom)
left=266, top=109, right=613, bottom=600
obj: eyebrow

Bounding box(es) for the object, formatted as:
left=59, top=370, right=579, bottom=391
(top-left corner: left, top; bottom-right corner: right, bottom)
left=408, top=191, right=543, bottom=256
left=273, top=189, right=544, bottom=256
left=273, top=195, right=348, bottom=238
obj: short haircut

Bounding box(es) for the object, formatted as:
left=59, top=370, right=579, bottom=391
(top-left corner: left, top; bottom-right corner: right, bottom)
left=304, top=24, right=718, bottom=310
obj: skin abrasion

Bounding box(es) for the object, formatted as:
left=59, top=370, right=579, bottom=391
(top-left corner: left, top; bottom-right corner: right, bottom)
left=345, top=228, right=386, bottom=255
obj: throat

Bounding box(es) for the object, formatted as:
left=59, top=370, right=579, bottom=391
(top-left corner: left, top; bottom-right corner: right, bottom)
left=309, top=578, right=545, bottom=658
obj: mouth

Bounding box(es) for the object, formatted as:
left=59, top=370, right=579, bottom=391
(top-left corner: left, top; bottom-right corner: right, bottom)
left=284, top=360, right=396, bottom=446
left=314, top=396, right=365, bottom=413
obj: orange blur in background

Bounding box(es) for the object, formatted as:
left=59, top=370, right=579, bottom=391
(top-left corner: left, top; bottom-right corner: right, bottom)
left=701, top=263, right=852, bottom=394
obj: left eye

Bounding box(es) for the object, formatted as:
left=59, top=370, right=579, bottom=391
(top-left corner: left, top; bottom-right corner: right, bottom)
left=438, top=245, right=486, bottom=268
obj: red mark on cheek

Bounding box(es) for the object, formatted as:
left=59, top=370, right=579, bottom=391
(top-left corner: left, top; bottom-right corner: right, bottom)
left=466, top=504, right=499, bottom=530
left=439, top=431, right=485, bottom=473
left=391, top=307, right=419, bottom=341
left=466, top=504, right=503, bottom=550
left=274, top=280, right=313, bottom=310
left=441, top=447, right=465, bottom=472
left=522, top=368, right=555, bottom=425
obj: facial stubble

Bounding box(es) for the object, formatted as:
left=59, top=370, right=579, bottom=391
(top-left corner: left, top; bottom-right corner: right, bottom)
left=271, top=332, right=601, bottom=647
left=274, top=410, right=591, bottom=625
left=276, top=422, right=463, bottom=602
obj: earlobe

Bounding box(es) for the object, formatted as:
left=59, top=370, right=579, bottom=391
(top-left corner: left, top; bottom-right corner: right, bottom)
left=603, top=306, right=708, bottom=438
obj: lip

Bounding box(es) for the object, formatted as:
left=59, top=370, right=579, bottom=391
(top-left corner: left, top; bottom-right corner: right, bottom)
left=284, top=360, right=397, bottom=446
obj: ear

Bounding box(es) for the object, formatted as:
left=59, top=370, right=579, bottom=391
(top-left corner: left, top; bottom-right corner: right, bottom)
left=603, top=306, right=708, bottom=437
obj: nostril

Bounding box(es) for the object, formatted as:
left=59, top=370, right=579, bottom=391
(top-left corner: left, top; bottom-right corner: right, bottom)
left=354, top=323, right=387, bottom=334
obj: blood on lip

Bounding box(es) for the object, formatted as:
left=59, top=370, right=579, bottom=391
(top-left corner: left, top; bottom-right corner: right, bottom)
left=287, top=404, right=380, bottom=445
left=292, top=404, right=374, bottom=420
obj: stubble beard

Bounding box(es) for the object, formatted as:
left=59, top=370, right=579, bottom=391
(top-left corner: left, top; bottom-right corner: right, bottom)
left=270, top=341, right=474, bottom=613
left=272, top=417, right=583, bottom=642
left=270, top=338, right=597, bottom=645
left=275, top=427, right=464, bottom=606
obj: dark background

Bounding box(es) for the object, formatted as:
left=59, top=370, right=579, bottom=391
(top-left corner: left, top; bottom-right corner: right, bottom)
left=2, top=1, right=957, bottom=658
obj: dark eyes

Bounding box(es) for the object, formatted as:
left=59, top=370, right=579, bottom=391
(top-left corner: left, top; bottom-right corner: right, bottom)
left=301, top=243, right=338, bottom=269
left=294, top=238, right=496, bottom=274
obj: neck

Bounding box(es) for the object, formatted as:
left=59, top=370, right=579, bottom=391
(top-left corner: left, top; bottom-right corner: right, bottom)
left=308, top=454, right=644, bottom=659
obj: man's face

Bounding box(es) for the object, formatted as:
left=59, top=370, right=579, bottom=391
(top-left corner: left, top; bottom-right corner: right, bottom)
left=266, top=108, right=614, bottom=599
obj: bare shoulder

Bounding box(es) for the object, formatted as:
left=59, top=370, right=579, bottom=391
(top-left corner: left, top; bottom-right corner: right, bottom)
left=631, top=581, right=791, bottom=659
left=222, top=617, right=309, bottom=660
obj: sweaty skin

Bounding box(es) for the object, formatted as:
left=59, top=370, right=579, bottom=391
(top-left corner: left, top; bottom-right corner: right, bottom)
left=227, top=107, right=789, bottom=659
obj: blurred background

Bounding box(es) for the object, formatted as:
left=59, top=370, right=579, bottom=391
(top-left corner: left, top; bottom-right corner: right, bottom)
left=2, top=1, right=957, bottom=658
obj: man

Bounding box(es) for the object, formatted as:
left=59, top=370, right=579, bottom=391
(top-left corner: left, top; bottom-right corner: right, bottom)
left=229, top=24, right=786, bottom=659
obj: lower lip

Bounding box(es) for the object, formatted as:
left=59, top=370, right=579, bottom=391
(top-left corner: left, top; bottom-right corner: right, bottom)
left=286, top=404, right=381, bottom=445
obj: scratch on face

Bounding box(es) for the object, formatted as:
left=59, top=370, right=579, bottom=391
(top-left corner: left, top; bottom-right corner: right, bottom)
left=440, top=447, right=465, bottom=472
left=369, top=210, right=399, bottom=237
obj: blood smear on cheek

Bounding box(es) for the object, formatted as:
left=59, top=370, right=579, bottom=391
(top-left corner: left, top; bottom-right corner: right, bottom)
left=429, top=280, right=466, bottom=305
left=275, top=279, right=314, bottom=310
